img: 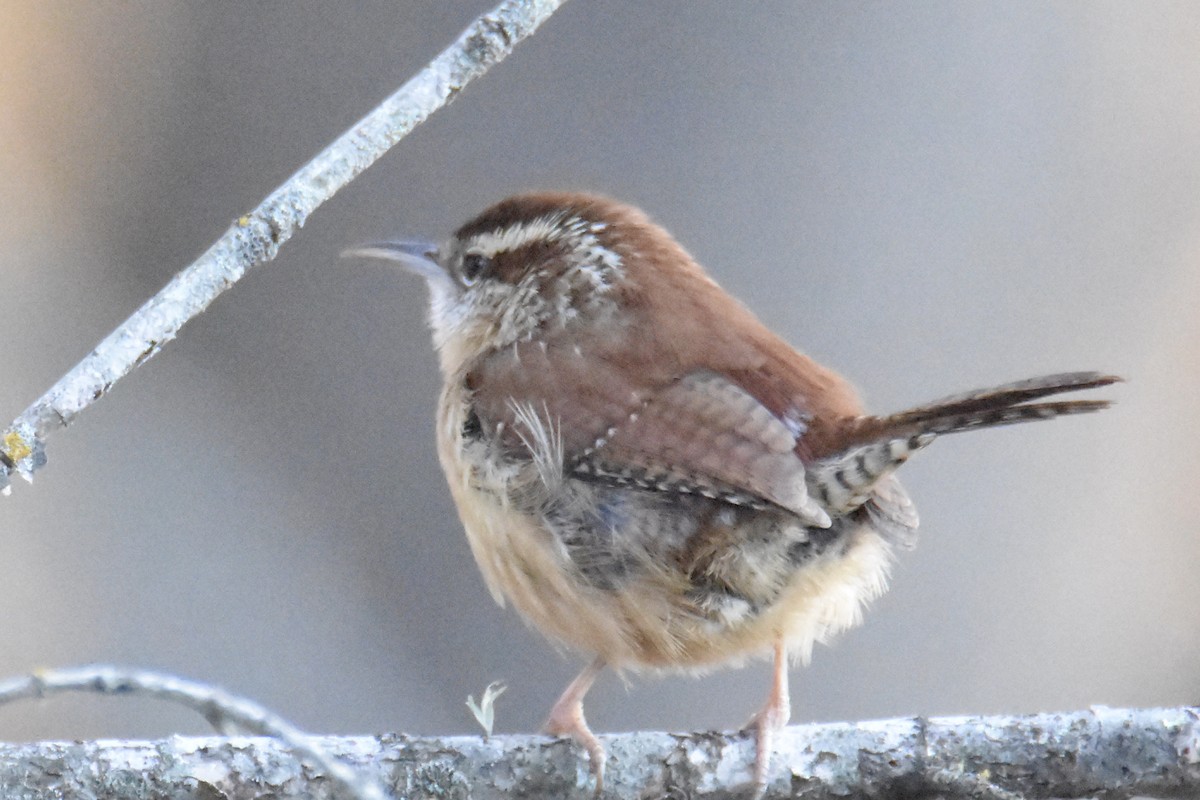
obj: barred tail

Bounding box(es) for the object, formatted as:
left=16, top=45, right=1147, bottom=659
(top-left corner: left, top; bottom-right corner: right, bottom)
left=808, top=371, right=1120, bottom=515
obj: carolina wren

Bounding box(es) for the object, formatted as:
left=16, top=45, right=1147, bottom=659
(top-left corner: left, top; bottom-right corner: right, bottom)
left=347, top=193, right=1117, bottom=793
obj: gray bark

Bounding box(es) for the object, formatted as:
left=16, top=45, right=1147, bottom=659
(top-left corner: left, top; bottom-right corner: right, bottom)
left=1, top=707, right=1196, bottom=799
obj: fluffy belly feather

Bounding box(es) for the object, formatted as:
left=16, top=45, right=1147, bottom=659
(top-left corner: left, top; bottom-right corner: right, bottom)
left=438, top=385, right=895, bottom=670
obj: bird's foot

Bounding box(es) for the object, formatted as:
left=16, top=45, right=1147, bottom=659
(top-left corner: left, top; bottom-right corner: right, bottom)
left=545, top=658, right=607, bottom=796
left=740, top=641, right=791, bottom=797
left=545, top=691, right=606, bottom=795
left=742, top=704, right=788, bottom=796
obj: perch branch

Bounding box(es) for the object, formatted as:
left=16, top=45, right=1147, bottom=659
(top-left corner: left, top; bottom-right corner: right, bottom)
left=0, top=0, right=567, bottom=495
left=0, top=696, right=1196, bottom=798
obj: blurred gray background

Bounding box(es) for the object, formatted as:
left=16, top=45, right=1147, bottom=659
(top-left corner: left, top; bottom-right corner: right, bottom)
left=0, top=2, right=1197, bottom=743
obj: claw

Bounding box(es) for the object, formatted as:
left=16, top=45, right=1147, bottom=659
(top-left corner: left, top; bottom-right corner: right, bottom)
left=544, top=657, right=607, bottom=795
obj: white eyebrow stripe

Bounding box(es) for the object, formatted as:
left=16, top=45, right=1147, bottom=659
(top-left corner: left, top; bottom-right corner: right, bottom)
left=466, top=214, right=624, bottom=295
left=468, top=214, right=567, bottom=257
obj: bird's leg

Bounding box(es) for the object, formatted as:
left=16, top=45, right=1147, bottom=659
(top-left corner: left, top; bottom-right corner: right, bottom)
left=544, top=656, right=607, bottom=794
left=743, top=639, right=790, bottom=792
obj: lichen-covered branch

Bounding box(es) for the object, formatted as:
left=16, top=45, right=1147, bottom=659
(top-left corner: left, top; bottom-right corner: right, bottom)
left=0, top=665, right=390, bottom=800
left=0, top=707, right=1196, bottom=799
left=0, top=0, right=567, bottom=495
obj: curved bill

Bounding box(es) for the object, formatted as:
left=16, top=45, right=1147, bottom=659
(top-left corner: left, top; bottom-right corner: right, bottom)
left=341, top=240, right=443, bottom=283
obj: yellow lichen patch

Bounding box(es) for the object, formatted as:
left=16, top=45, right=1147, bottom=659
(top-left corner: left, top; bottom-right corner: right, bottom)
left=3, top=430, right=32, bottom=462
left=237, top=215, right=252, bottom=226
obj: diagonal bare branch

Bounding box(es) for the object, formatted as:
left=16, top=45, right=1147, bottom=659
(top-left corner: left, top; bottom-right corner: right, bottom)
left=0, top=0, right=568, bottom=495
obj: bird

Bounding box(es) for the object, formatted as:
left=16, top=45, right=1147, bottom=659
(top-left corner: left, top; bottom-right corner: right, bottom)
left=345, top=192, right=1118, bottom=794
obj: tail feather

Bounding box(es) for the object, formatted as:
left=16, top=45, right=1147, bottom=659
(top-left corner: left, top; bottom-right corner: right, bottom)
left=807, top=372, right=1120, bottom=516
left=869, top=371, right=1120, bottom=436
left=875, top=397, right=1114, bottom=439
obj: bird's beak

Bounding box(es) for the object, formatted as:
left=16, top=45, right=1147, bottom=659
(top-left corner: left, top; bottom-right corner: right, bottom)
left=341, top=240, right=444, bottom=283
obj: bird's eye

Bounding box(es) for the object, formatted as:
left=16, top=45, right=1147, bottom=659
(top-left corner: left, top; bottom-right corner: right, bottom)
left=460, top=252, right=491, bottom=285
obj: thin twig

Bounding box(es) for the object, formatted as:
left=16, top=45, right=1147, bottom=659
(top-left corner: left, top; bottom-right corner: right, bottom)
left=0, top=665, right=390, bottom=800
left=0, top=0, right=568, bottom=494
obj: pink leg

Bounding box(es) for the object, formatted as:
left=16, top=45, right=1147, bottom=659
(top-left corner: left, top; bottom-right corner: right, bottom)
left=544, top=656, right=607, bottom=794
left=744, top=640, right=790, bottom=793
